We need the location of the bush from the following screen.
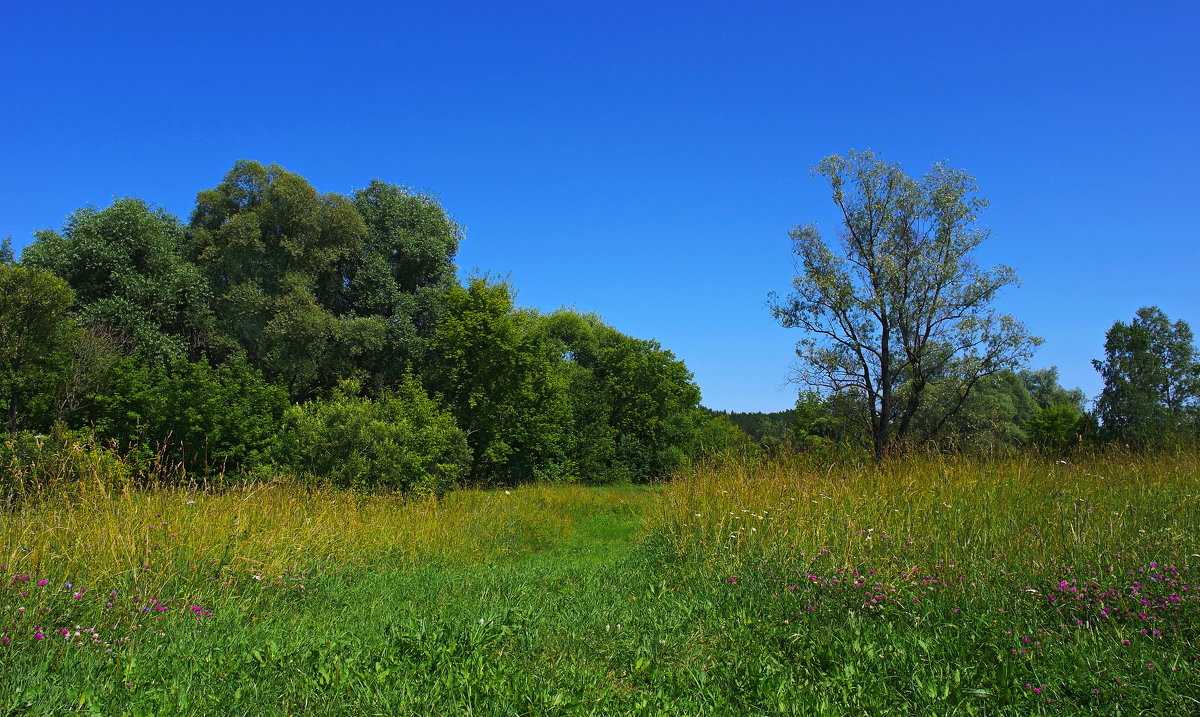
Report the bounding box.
[84,354,289,476]
[274,378,469,494]
[0,427,131,506]
[1024,403,1094,452]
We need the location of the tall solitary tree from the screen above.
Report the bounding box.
[1093,306,1199,443]
[770,150,1040,460]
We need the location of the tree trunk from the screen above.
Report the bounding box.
[7,386,19,433]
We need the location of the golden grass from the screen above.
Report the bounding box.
[6,447,1196,611]
[656,449,1200,575]
[0,477,639,608]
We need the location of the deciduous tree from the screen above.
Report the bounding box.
[537,310,702,482]
[1093,306,1199,443]
[425,279,573,484]
[187,162,463,397]
[23,198,214,362]
[770,150,1040,459]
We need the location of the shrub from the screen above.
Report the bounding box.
[1024,402,1094,452]
[0,427,131,506]
[274,377,469,494]
[84,354,289,476]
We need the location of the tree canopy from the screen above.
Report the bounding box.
[0,266,79,432]
[5,154,1194,493]
[23,198,213,362]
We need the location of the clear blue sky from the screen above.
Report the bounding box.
[2,1,1196,412]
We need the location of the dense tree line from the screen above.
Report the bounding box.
[2,156,1194,491]
[1,161,721,490]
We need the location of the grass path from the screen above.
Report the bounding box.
[6,485,712,715]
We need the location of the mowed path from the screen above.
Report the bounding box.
[190,485,686,714]
[11,486,757,715]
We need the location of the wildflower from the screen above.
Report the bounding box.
[37,580,47,586]
[34,632,44,640]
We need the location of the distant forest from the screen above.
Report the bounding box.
[702,408,796,449]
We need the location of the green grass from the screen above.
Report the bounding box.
[3,453,1200,714]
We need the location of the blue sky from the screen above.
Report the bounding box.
[2,1,1196,412]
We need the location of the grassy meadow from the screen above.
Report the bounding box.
[2,451,1199,714]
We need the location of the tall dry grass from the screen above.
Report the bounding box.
[1,467,634,614]
[656,449,1200,576]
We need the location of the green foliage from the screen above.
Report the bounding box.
[537,309,702,482]
[4,161,710,489]
[330,180,462,387]
[908,370,1036,451]
[719,370,1089,458]
[274,377,469,494]
[83,354,289,476]
[426,279,573,484]
[0,427,131,504]
[349,179,460,296]
[23,198,214,362]
[1012,366,1094,451]
[1019,366,1086,412]
[533,311,619,481]
[187,161,369,398]
[692,412,757,458]
[709,407,797,451]
[1094,306,1200,444]
[0,265,80,432]
[187,163,463,398]
[1024,403,1092,451]
[597,335,699,480]
[790,392,828,441]
[426,297,702,485]
[771,150,1040,459]
[791,391,866,456]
